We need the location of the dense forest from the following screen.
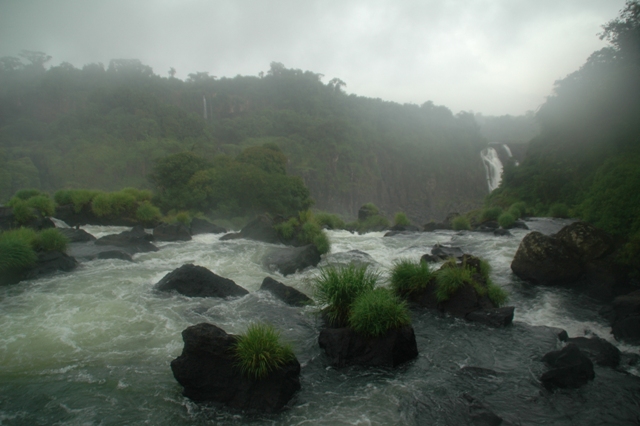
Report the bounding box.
[0,53,496,222]
[489,0,640,238]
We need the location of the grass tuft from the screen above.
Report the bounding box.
[234,323,295,380]
[434,260,474,302]
[136,201,161,223]
[498,212,515,228]
[0,233,37,273]
[452,215,471,230]
[390,258,433,297]
[348,288,411,337]
[313,265,378,327]
[394,212,411,226]
[33,229,68,252]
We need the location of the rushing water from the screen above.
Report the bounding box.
[1,219,639,425]
[480,147,504,192]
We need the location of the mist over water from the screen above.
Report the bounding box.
[1,219,639,425]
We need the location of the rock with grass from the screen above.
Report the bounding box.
[156,264,249,298]
[430,244,465,260]
[171,323,300,412]
[153,223,192,242]
[260,277,312,307]
[263,244,321,276]
[95,226,158,254]
[540,344,595,391]
[190,218,226,235]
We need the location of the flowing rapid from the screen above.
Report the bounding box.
[481,147,504,192]
[1,219,639,425]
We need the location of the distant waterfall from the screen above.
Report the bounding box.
[203,95,207,120]
[481,147,503,192]
[502,144,519,166]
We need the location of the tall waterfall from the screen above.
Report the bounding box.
[203,95,207,120]
[502,143,519,166]
[481,147,503,192]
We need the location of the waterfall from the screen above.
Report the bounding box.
[203,95,207,120]
[502,144,519,166]
[481,147,503,192]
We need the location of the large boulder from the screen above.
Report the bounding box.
[554,222,614,262]
[565,336,621,368]
[605,290,640,344]
[540,344,595,391]
[431,243,465,260]
[2,250,79,285]
[57,227,96,243]
[511,231,583,285]
[95,226,158,254]
[260,277,312,307]
[153,223,192,242]
[263,244,321,276]
[318,325,418,368]
[156,264,249,298]
[190,218,226,235]
[240,215,281,244]
[170,323,301,412]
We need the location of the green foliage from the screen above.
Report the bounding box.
[91,193,112,217]
[275,217,299,240]
[393,212,411,226]
[356,215,390,233]
[9,199,34,224]
[236,144,287,175]
[498,212,516,228]
[508,202,527,218]
[32,228,68,252]
[348,288,411,337]
[234,323,295,380]
[175,211,191,226]
[434,260,474,302]
[548,203,570,219]
[616,232,640,273]
[53,190,73,206]
[26,195,55,217]
[122,187,153,202]
[480,207,502,222]
[0,234,37,273]
[12,189,45,200]
[360,203,379,217]
[70,190,101,213]
[486,282,509,307]
[314,212,345,230]
[275,210,331,254]
[390,259,433,297]
[136,201,161,223]
[312,231,331,255]
[451,215,471,230]
[313,265,378,327]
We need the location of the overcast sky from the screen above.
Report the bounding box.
[0,0,627,115]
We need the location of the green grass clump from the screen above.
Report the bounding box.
[313,265,378,326]
[451,215,471,230]
[108,191,137,216]
[275,217,299,240]
[136,201,161,223]
[9,199,35,224]
[548,203,570,218]
[393,212,411,226]
[275,211,331,255]
[480,207,502,222]
[434,260,474,302]
[498,212,515,228]
[312,232,331,255]
[122,187,153,202]
[91,193,113,217]
[315,212,345,230]
[32,229,68,252]
[508,202,527,218]
[486,282,509,307]
[348,288,411,337]
[26,195,55,217]
[0,237,37,273]
[175,211,192,226]
[357,215,390,233]
[390,259,433,296]
[53,189,73,206]
[70,189,101,213]
[234,323,295,380]
[11,189,45,201]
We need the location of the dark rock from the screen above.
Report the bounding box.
[95,226,158,254]
[607,290,640,344]
[466,307,515,328]
[156,264,249,298]
[263,244,321,276]
[220,232,243,241]
[27,250,78,278]
[463,394,505,426]
[170,323,300,412]
[431,244,465,260]
[478,220,499,230]
[493,229,512,237]
[153,223,192,242]
[511,220,529,230]
[511,231,583,285]
[240,215,281,244]
[96,250,133,262]
[0,206,55,231]
[566,336,620,368]
[318,325,418,368]
[423,221,449,232]
[190,217,226,235]
[420,253,441,263]
[320,250,378,269]
[388,224,421,232]
[554,221,614,262]
[384,230,413,237]
[260,277,312,307]
[54,204,139,227]
[540,344,595,390]
[57,227,96,243]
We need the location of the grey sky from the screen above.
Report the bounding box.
[0,0,626,115]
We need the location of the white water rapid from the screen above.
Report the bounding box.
[481,147,504,192]
[1,221,639,424]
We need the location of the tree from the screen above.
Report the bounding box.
[19,50,51,70]
[600,0,640,63]
[168,67,176,78]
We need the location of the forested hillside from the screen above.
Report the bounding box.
[0,55,489,222]
[490,0,640,237]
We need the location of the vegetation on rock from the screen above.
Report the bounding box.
[348,288,411,337]
[234,323,295,380]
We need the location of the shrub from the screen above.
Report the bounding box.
[434,260,474,302]
[70,190,101,213]
[508,202,527,218]
[312,232,331,255]
[108,191,137,217]
[357,215,390,233]
[175,211,191,226]
[54,189,74,206]
[26,195,55,217]
[315,212,345,230]
[136,201,162,223]
[0,236,37,273]
[360,203,379,217]
[10,199,35,224]
[33,228,68,252]
[91,193,113,217]
[11,189,44,201]
[313,265,378,327]
[394,212,411,226]
[348,288,411,337]
[234,323,295,380]
[1,227,38,246]
[498,212,515,228]
[390,259,433,296]
[486,282,509,307]
[122,187,153,202]
[452,215,471,230]
[548,203,570,218]
[275,217,299,240]
[480,207,502,222]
